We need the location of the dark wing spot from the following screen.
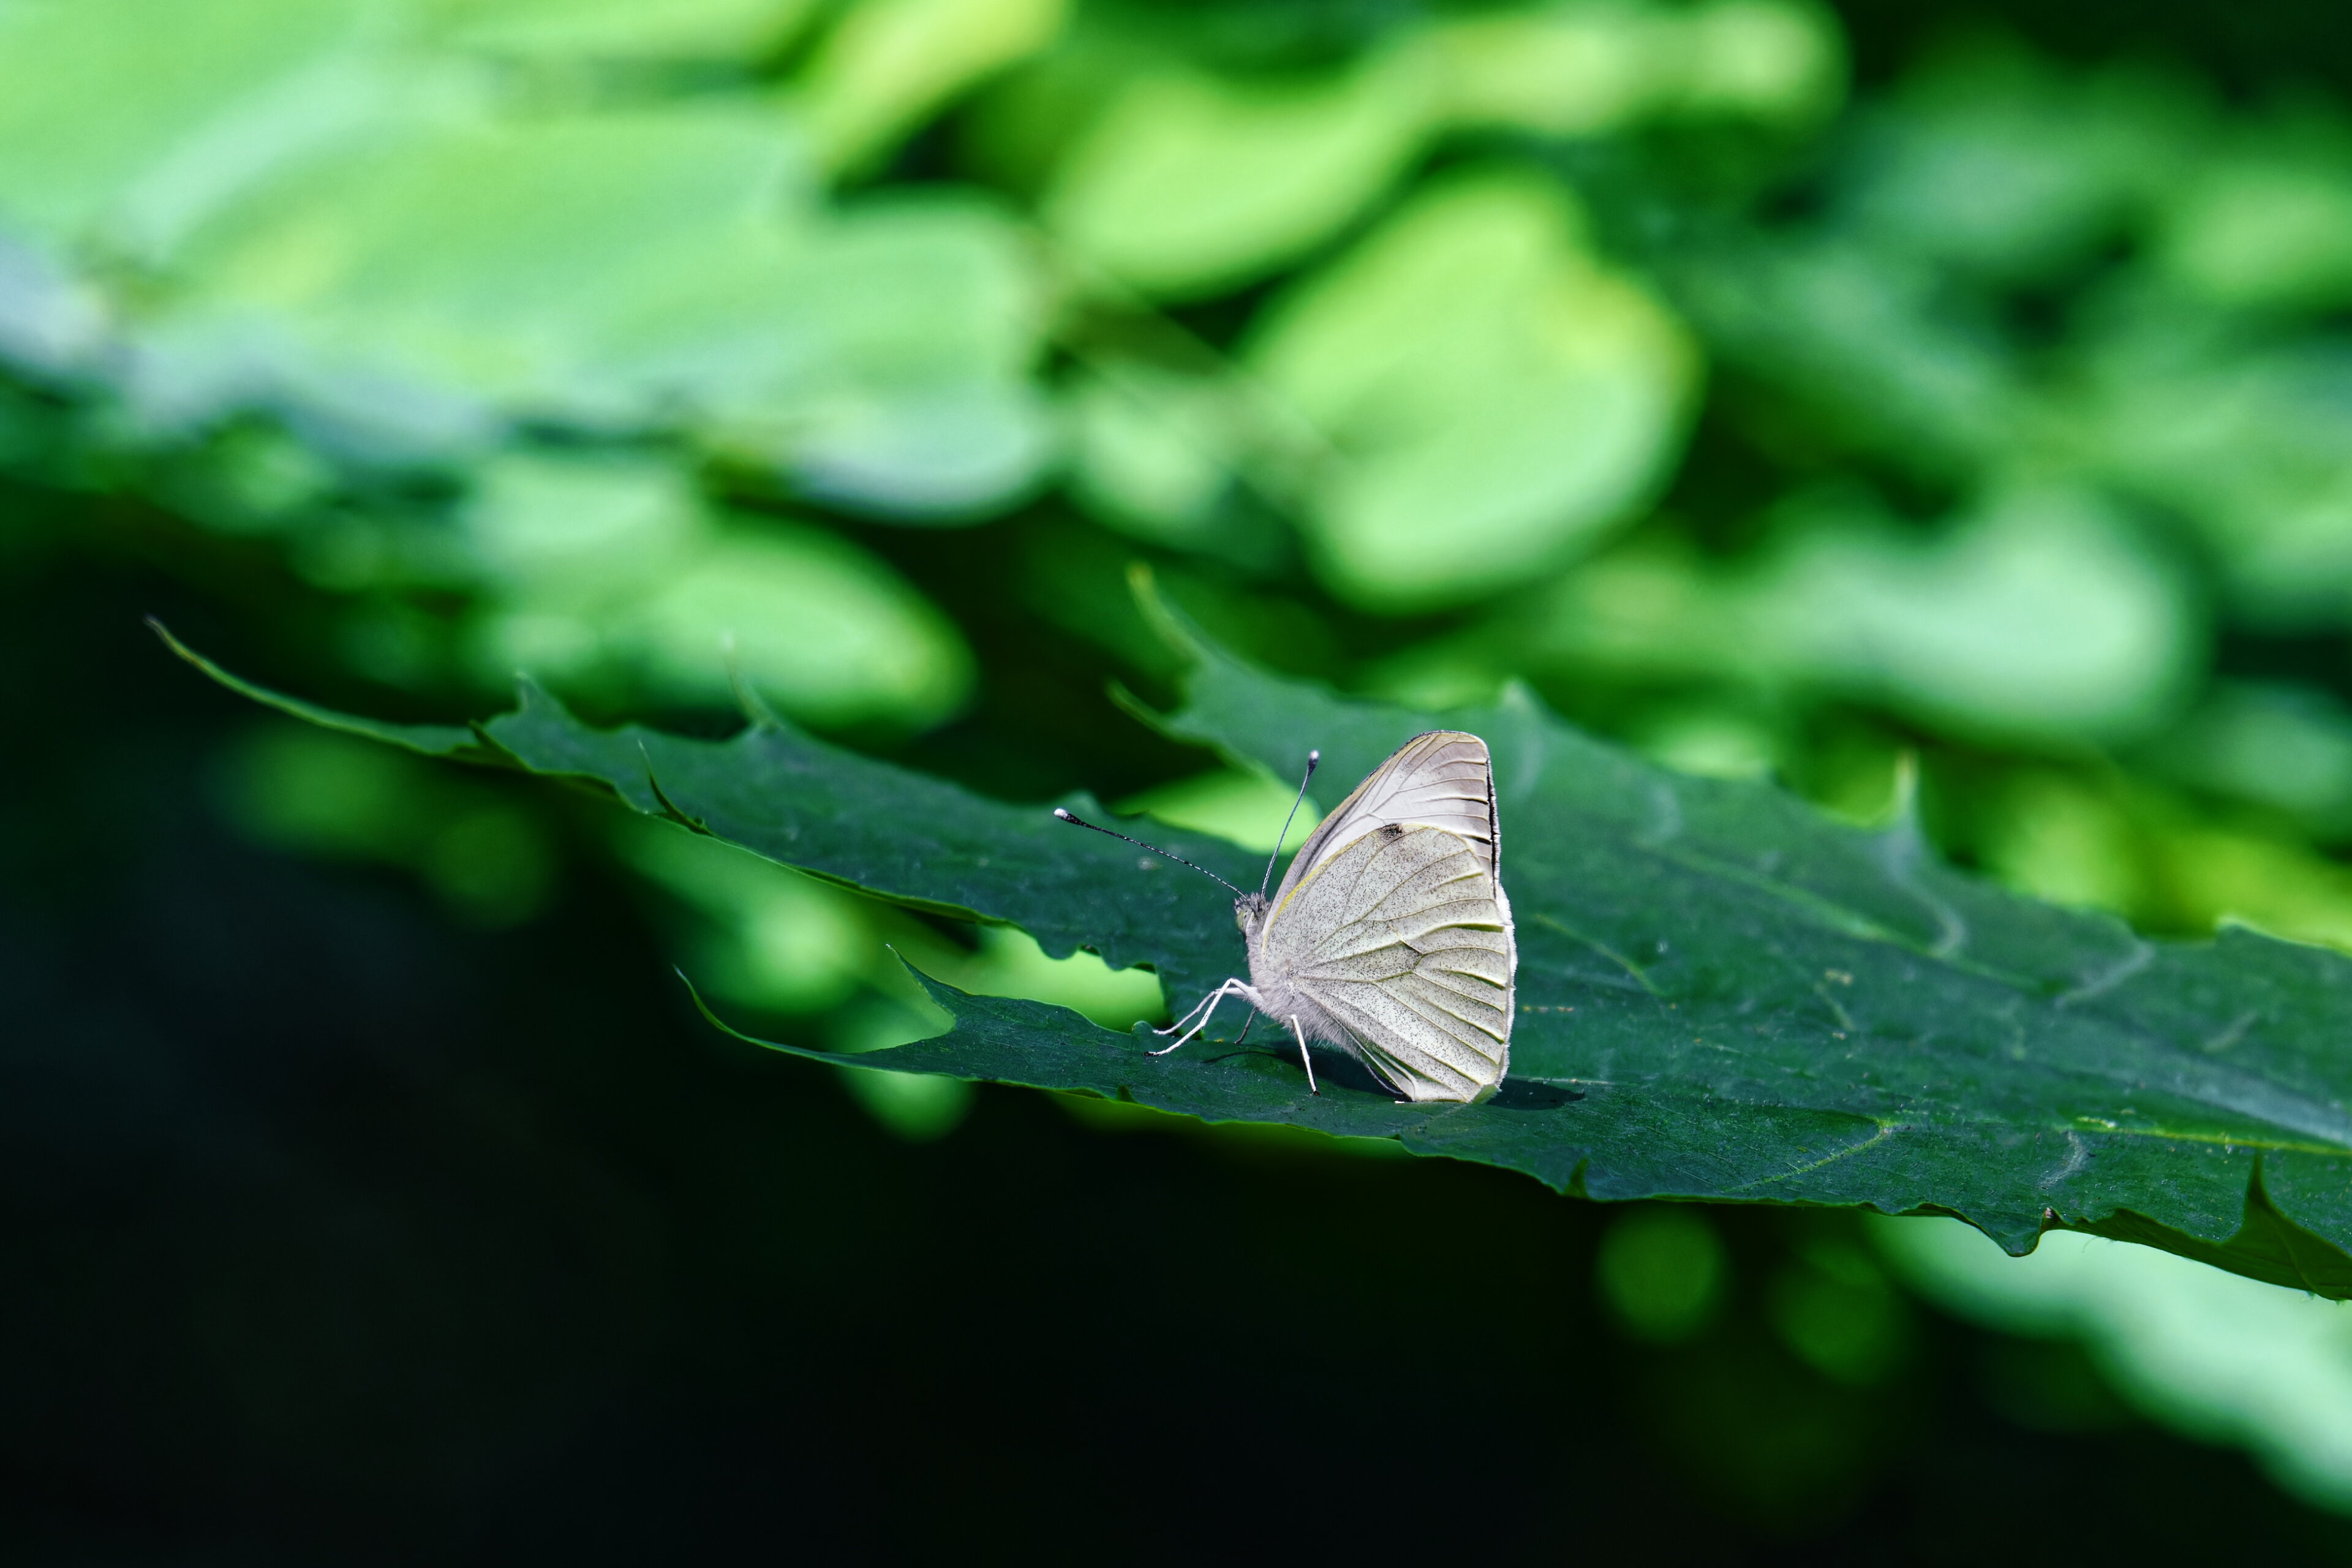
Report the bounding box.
[1378,823,1405,842]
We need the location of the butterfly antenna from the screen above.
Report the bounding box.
[1053,808,1245,897]
[1260,750,1319,899]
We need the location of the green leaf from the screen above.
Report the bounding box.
[1064,361,1243,547]
[1831,42,2187,286]
[164,601,2352,1298]
[1670,229,2022,480]
[598,525,978,728]
[424,0,820,64]
[149,618,483,758]
[1429,0,1845,139]
[475,676,1255,996]
[2155,137,2352,312]
[2085,333,2352,628]
[0,0,382,251]
[457,451,977,729]
[146,105,812,442]
[1247,167,1700,612]
[795,0,1067,175]
[1043,49,1436,300]
[139,104,1050,510]
[1524,484,2202,747]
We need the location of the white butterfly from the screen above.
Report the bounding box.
[1058,731,1515,1103]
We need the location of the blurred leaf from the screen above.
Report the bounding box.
[835,1065,976,1140]
[1972,768,2148,917]
[213,719,552,924]
[2149,828,2352,956]
[443,447,976,726]
[1666,0,1845,123]
[1947,760,2352,956]
[151,422,341,535]
[1059,352,1322,569]
[2139,683,2352,835]
[621,818,888,1014]
[1834,42,2197,284]
[1043,46,1436,299]
[0,0,399,255]
[1116,766,1321,855]
[459,449,706,598]
[1433,0,1844,138]
[1767,1239,1912,1385]
[477,518,974,729]
[1597,1207,1729,1341]
[1535,487,2200,746]
[425,0,818,62]
[1673,230,2022,477]
[1627,703,1784,782]
[214,720,445,859]
[1430,4,1668,138]
[617,524,975,726]
[1740,488,2198,744]
[0,234,108,379]
[2086,332,2352,628]
[141,105,811,444]
[654,192,1054,516]
[1250,166,1700,611]
[118,102,1050,508]
[1065,361,1243,545]
[2155,121,2352,312]
[797,0,1067,174]
[172,607,2352,1298]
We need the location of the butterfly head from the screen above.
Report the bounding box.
[1234,889,1270,939]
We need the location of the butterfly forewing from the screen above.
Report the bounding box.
[1274,731,1498,906]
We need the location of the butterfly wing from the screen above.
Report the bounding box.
[1260,731,1514,1103]
[1273,731,1499,907]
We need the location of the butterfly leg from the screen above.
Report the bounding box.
[1287,1016,1318,1095]
[1155,977,1237,1039]
[1148,978,1253,1057]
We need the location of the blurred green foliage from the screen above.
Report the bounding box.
[11,0,2352,982]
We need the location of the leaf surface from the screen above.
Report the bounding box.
[159,614,2352,1297]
